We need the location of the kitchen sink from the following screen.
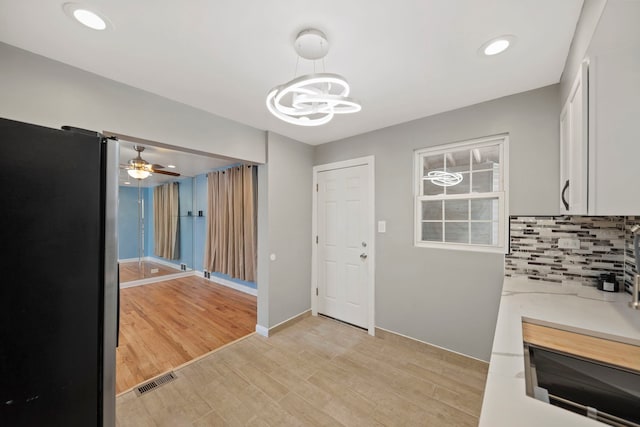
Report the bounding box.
[522,320,640,427]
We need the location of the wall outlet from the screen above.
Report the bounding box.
[203,270,211,279]
[558,238,580,249]
[180,263,186,271]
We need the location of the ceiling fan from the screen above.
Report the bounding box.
[122,145,180,180]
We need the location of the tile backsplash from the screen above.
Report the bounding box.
[505,216,632,289]
[623,216,640,293]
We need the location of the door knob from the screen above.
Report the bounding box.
[360,253,368,259]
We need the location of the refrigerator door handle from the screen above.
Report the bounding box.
[116,262,120,348]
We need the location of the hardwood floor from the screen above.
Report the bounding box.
[119,260,183,283]
[116,315,488,426]
[116,275,257,394]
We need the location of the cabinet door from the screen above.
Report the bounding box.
[589,49,640,215]
[559,61,589,215]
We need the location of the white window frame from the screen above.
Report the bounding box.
[413,134,509,254]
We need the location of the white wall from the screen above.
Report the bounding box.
[314,85,560,361]
[0,42,265,163]
[257,132,314,331]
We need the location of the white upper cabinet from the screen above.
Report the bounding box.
[588,48,640,215]
[560,47,640,215]
[560,61,588,215]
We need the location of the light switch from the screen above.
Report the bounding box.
[378,221,386,233]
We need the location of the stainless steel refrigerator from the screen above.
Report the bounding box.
[0,117,118,426]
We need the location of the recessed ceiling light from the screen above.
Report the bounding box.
[63,3,110,31]
[484,40,509,55]
[167,165,176,169]
[479,35,516,57]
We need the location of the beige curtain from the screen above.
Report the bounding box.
[153,182,180,260]
[203,165,257,281]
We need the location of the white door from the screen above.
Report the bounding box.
[317,164,370,328]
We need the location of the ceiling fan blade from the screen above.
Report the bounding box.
[150,164,165,169]
[152,169,180,177]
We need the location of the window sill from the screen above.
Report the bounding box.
[414,241,507,254]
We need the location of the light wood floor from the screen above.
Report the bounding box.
[119,260,182,283]
[116,276,257,394]
[116,315,488,426]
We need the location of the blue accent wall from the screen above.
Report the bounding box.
[177,176,194,269]
[118,186,142,260]
[118,168,256,288]
[193,173,208,272]
[211,272,257,290]
[144,186,153,257]
[178,177,193,216]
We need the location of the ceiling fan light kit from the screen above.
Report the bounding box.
[124,145,180,180]
[127,168,150,180]
[266,29,361,127]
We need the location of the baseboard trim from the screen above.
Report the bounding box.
[269,310,312,335]
[118,257,144,263]
[255,324,269,337]
[211,275,257,296]
[120,271,195,288]
[254,310,312,338]
[196,270,258,296]
[375,326,489,366]
[118,256,184,271]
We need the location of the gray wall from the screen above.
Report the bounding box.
[256,132,314,330]
[0,42,265,163]
[314,84,560,361]
[1,41,273,329]
[257,162,270,329]
[559,0,607,101]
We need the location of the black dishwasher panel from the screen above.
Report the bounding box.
[530,345,640,426]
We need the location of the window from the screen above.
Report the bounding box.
[414,135,508,253]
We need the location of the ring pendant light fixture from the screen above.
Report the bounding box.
[425,171,464,187]
[266,29,361,126]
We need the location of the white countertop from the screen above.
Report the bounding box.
[479,277,640,427]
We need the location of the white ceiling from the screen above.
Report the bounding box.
[118,139,236,188]
[0,1,584,145]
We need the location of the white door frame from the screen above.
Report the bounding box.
[312,156,375,336]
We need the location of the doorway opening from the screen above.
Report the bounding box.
[111,132,258,395]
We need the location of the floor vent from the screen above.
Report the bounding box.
[134,372,177,396]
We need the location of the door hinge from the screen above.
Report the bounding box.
[316,235,318,244]
[316,288,318,296]
[316,183,318,192]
